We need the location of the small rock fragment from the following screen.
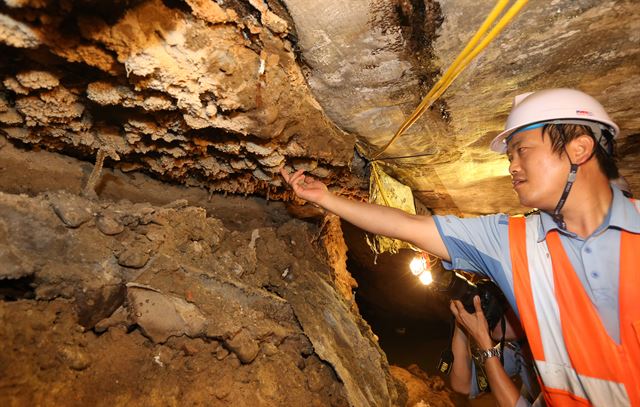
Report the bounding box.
[163,199,189,209]
[262,342,278,356]
[117,249,150,268]
[126,286,207,343]
[96,213,124,235]
[225,329,259,364]
[182,342,198,356]
[49,194,93,228]
[60,347,91,371]
[215,347,229,360]
[153,354,164,367]
[94,305,129,333]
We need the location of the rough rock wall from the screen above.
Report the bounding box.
[0,185,399,406]
[283,0,449,158]
[0,0,361,199]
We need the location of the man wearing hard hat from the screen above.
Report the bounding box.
[282,88,640,406]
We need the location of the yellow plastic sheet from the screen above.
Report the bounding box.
[366,162,417,256]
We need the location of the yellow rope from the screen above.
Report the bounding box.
[370,162,392,207]
[372,0,529,159]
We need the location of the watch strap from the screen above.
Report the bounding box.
[478,347,502,364]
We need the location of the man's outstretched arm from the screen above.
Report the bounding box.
[280,169,451,261]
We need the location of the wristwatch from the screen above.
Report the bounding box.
[474,347,502,365]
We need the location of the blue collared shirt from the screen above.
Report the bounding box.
[433,184,640,343]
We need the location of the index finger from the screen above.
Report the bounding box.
[449,300,458,315]
[451,300,468,316]
[279,168,291,183]
[473,295,483,314]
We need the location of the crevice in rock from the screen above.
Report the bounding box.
[160,0,193,14]
[0,276,36,301]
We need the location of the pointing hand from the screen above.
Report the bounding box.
[280,168,329,205]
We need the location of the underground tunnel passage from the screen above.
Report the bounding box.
[1,0,639,406]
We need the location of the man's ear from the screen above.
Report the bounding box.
[567,134,596,165]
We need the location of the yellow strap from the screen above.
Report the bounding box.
[372,0,529,159]
[370,162,392,207]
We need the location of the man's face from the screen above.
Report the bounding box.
[506,128,570,210]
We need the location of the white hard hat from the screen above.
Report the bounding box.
[490,88,619,153]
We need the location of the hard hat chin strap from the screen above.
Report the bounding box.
[551,162,579,230]
[551,124,580,230]
[555,143,603,229]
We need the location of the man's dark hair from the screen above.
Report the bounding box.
[543,123,619,180]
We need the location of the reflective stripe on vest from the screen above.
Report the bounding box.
[509,203,640,407]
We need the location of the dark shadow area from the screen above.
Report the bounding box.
[342,220,453,375]
[356,289,451,375]
[0,276,36,301]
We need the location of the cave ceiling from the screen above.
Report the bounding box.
[1,0,639,216]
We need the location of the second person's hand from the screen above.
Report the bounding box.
[450,296,493,350]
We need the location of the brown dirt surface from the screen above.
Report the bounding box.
[0,299,347,406]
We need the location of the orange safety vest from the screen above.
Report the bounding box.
[509,202,640,406]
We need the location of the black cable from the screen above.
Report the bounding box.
[370,151,437,162]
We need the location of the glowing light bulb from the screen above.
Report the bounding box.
[409,256,426,276]
[419,270,433,285]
